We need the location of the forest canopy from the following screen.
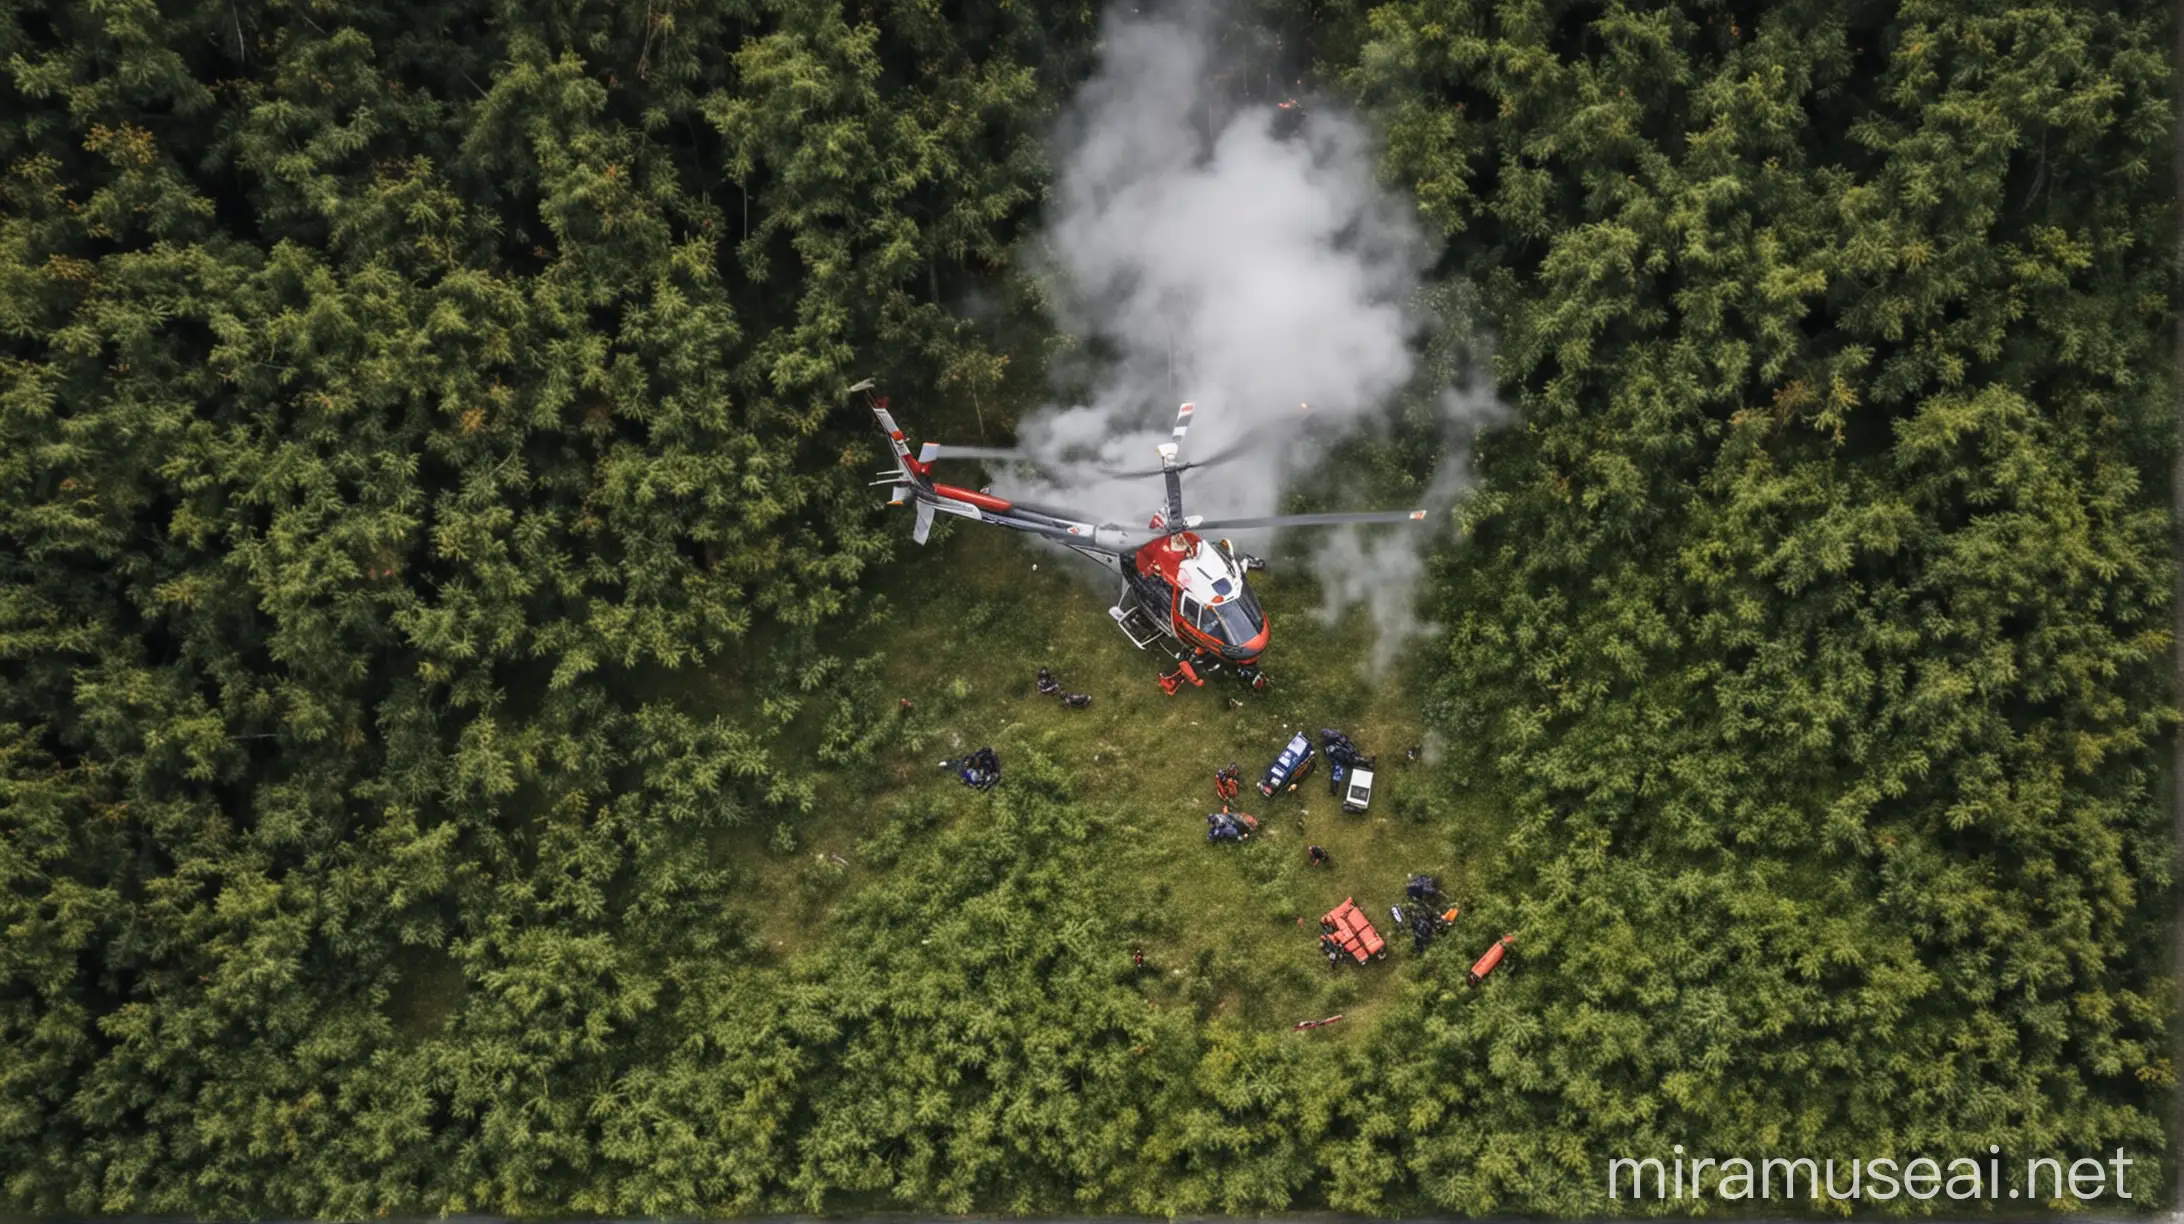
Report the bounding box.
[1,0,2176,1216]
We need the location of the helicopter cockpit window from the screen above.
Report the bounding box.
[1234,579,1262,620]
[1179,595,1204,627]
[1212,598,1260,643]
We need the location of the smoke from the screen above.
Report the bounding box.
[1307,384,1504,673]
[1005,0,1504,670]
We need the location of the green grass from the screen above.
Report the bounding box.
[720,517,1512,1032]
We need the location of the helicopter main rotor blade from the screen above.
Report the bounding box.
[1187,509,1430,532]
[1098,431,1275,478]
[922,444,1033,462]
[1155,403,1193,525]
[1180,431,1275,470]
[1098,403,1311,478]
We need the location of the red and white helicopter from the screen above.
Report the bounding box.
[857,380,1427,691]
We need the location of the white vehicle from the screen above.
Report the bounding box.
[1342,767,1374,814]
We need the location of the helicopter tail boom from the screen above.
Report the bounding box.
[862,387,1128,560]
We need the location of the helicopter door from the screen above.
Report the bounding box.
[1178,594,1207,643]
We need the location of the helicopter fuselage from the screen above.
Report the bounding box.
[1127,530,1270,664]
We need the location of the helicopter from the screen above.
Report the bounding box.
[856,380,1428,691]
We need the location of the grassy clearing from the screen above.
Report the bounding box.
[720,517,1511,1032]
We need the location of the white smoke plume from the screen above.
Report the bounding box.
[1003,0,1504,669]
[1308,384,1504,673]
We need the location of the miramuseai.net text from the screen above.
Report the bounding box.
[1606,1148,2138,1203]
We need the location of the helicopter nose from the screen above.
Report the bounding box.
[1230,615,1271,660]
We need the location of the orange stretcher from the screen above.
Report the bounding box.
[1319,897,1387,964]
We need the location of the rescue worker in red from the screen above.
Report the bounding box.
[1213,762,1242,804]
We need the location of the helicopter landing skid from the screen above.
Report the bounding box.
[1179,641,1269,692]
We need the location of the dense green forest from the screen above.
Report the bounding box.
[1,0,2176,1215]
